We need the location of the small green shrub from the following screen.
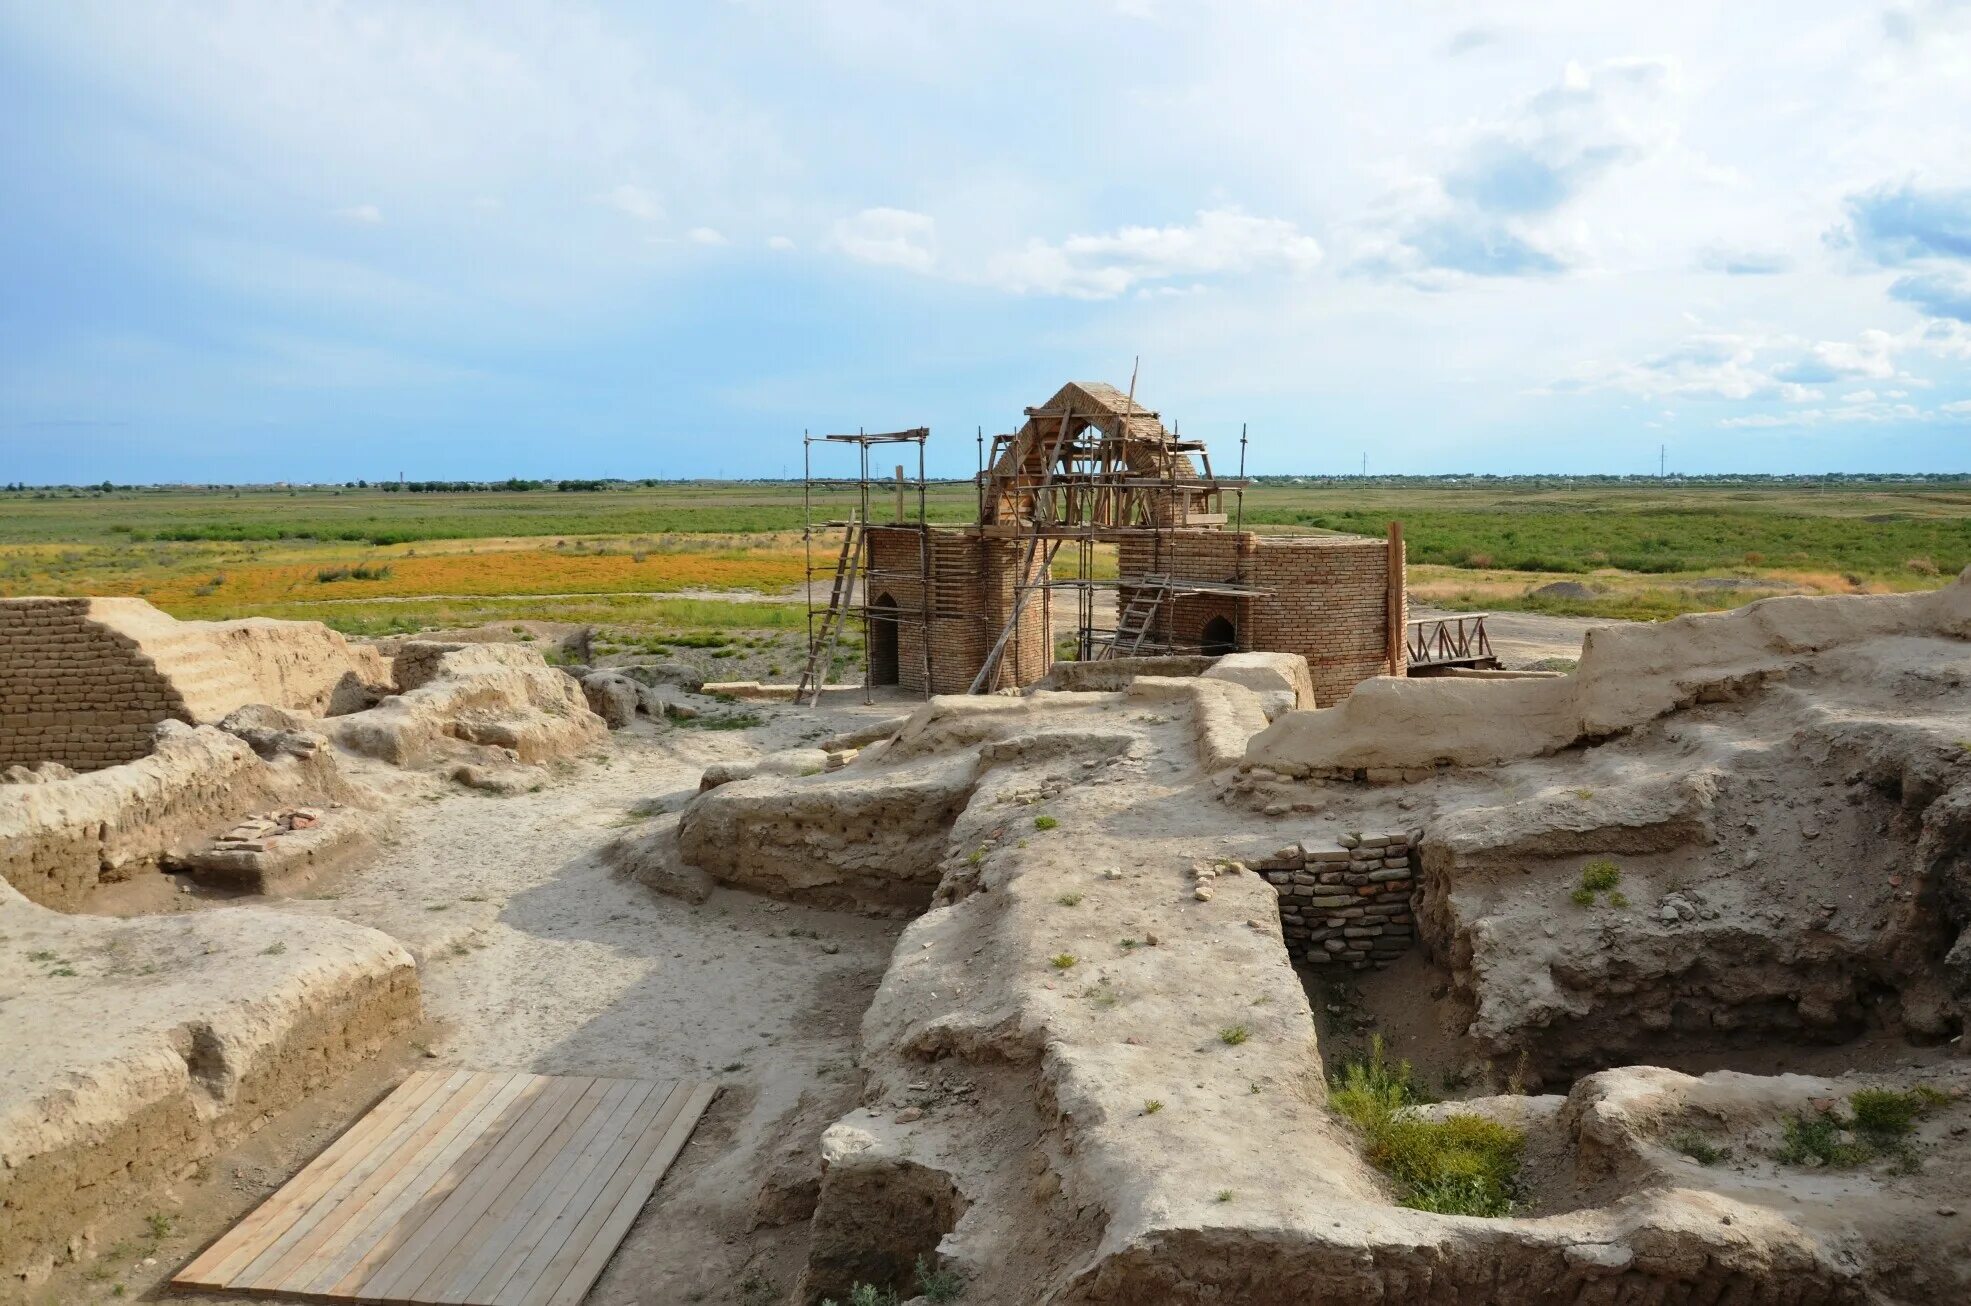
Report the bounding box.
[1033,814,1058,831]
[1569,886,1596,907]
[1144,1099,1164,1115]
[1049,953,1077,970]
[1670,1130,1726,1165]
[1778,1111,1871,1168]
[1850,1088,1925,1139]
[1218,1025,1250,1046]
[1215,1189,1235,1203]
[1057,891,1083,907]
[1580,860,1622,892]
[1607,890,1630,909]
[1328,1037,1522,1218]
[916,1254,965,1302]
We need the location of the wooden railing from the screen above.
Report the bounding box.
[1407,613,1497,670]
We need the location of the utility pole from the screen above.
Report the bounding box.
[1659,444,1666,478]
[1361,452,1368,477]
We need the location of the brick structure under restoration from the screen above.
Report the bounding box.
[863,526,1052,696]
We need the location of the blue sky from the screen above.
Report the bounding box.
[3,1,1970,483]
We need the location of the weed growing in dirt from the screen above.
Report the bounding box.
[260,942,286,956]
[27,949,57,962]
[1607,890,1630,909]
[1850,1087,1927,1138]
[48,965,77,977]
[1057,892,1083,907]
[821,1285,898,1306]
[965,848,986,867]
[667,706,763,730]
[916,1254,966,1302]
[1778,1112,1872,1168]
[1144,1099,1164,1115]
[1033,814,1059,831]
[1215,1189,1235,1203]
[1328,1036,1524,1218]
[1050,953,1077,969]
[1218,1025,1250,1046]
[1670,1131,1728,1165]
[1569,887,1596,907]
[1580,860,1622,892]
[144,1213,174,1240]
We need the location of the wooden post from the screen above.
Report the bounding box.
[894,465,905,523]
[1385,520,1405,676]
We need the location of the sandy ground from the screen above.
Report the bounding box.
[37,694,908,1306]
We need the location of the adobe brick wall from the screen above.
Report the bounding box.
[0,598,188,772]
[1117,531,1402,705]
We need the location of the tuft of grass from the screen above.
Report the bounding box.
[1569,886,1596,907]
[1607,890,1630,909]
[145,1212,175,1240]
[1328,1036,1523,1217]
[260,941,287,956]
[1580,859,1622,892]
[1849,1087,1925,1139]
[1218,1025,1250,1046]
[1049,953,1077,970]
[1033,814,1058,831]
[965,847,986,866]
[821,1286,900,1306]
[1057,891,1083,907]
[1215,1189,1235,1203]
[1143,1099,1164,1115]
[1778,1111,1871,1168]
[1670,1130,1727,1165]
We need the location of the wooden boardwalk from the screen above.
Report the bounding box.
[174,1071,716,1306]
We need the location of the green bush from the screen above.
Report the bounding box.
[1849,1088,1926,1139]
[1580,860,1621,892]
[1327,1037,1523,1217]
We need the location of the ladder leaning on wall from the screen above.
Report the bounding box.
[796,512,864,705]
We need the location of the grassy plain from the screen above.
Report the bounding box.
[3,480,1967,639]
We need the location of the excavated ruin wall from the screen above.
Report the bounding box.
[0,598,189,771]
[0,722,352,910]
[0,889,420,1287]
[1245,569,1971,775]
[0,597,391,772]
[327,643,606,766]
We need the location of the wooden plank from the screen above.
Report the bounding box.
[203,1069,486,1290]
[176,1072,713,1306]
[521,1083,706,1306]
[484,1082,691,1306]
[175,1069,457,1287]
[442,1079,647,1305]
[233,1072,516,1293]
[305,1073,538,1297]
[358,1076,594,1302]
[542,1081,717,1306]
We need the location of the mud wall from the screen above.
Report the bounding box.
[0,598,188,771]
[0,723,349,910]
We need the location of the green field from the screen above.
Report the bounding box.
[3,478,1967,633]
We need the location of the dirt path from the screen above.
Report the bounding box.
[47,702,906,1306]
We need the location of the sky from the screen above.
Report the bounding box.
[3,1,1971,483]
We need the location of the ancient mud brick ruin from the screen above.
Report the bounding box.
[1258,828,1420,969]
[0,598,189,771]
[802,381,1404,702]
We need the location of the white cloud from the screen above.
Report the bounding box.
[831,207,938,272]
[980,209,1321,299]
[686,226,728,246]
[1942,398,1971,414]
[598,184,664,223]
[765,234,795,251]
[332,203,383,225]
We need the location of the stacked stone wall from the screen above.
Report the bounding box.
[0,598,187,772]
[1256,828,1420,970]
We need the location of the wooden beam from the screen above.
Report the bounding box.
[1386,520,1405,676]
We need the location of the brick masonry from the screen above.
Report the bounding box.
[0,598,189,772]
[865,526,1052,695]
[1254,828,1422,970]
[1119,530,1404,705]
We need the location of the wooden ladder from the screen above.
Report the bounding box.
[1104,576,1170,658]
[797,513,863,705]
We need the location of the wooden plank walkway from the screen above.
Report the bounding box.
[174,1071,716,1306]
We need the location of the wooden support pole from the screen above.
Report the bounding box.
[1386,520,1405,676]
